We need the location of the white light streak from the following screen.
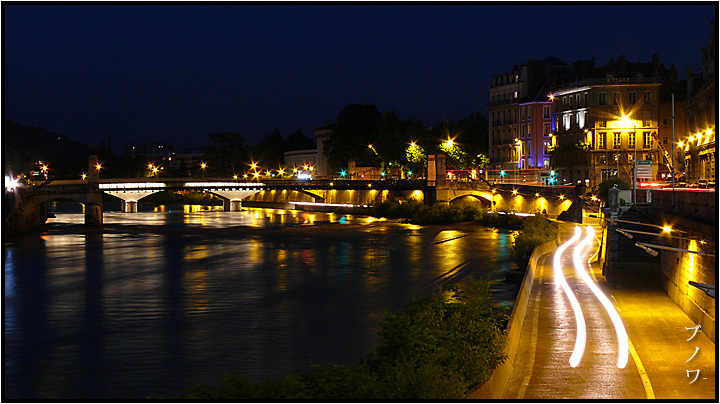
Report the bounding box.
[575,226,629,368]
[184,182,261,187]
[290,201,369,208]
[554,226,585,368]
[99,182,166,189]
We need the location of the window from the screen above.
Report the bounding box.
[527,124,531,136]
[662,118,668,126]
[613,132,621,149]
[599,132,606,149]
[521,107,525,120]
[643,132,652,148]
[598,120,607,128]
[527,107,531,120]
[544,141,550,154]
[629,132,635,148]
[613,93,620,105]
[663,137,668,145]
[644,91,651,103]
[543,106,550,118]
[528,140,531,156]
[599,92,607,106]
[544,123,551,135]
[643,111,652,128]
[576,94,581,105]
[628,91,637,105]
[521,124,525,137]
[584,92,588,106]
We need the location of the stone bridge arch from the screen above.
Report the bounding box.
[449,193,492,207]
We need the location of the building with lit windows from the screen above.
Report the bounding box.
[487,57,568,181]
[680,23,716,185]
[548,55,680,189]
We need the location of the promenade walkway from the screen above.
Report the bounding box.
[501,220,716,399]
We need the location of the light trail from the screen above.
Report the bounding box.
[553,226,585,368]
[574,226,629,368]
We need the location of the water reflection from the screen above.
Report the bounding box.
[5,207,517,400]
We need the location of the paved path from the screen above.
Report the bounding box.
[502,221,716,400]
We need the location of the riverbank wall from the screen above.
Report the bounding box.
[466,237,559,399]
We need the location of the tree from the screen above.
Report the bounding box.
[323,104,382,170]
[285,128,316,151]
[203,132,248,176]
[255,130,286,169]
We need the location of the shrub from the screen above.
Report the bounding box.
[172,281,508,400]
[512,215,558,267]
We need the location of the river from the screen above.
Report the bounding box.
[4,204,519,399]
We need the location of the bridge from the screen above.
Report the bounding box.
[14,156,581,227]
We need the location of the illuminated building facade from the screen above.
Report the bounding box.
[680,23,716,184]
[549,55,679,189]
[487,57,568,173]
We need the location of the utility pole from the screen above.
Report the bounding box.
[671,93,676,210]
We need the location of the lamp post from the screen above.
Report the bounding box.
[633,124,638,205]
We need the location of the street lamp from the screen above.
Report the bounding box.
[619,114,638,205]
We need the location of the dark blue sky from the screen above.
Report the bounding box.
[4,3,716,151]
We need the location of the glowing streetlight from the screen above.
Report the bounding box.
[95,163,102,171]
[243,173,248,179]
[339,169,347,178]
[662,226,673,233]
[233,174,238,180]
[81,173,87,180]
[250,162,258,170]
[512,189,518,195]
[444,138,454,148]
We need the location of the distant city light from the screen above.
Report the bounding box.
[500,170,505,176]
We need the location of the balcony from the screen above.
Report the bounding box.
[486,97,519,108]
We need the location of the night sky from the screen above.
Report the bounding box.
[4,3,716,151]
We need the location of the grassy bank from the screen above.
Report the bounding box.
[170,280,508,400]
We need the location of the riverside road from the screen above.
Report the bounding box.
[502,220,716,399]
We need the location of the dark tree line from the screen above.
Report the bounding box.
[323,104,489,175]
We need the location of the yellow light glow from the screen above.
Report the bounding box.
[152,167,158,174]
[559,195,565,200]
[410,142,416,147]
[575,226,629,368]
[368,144,373,148]
[677,141,684,148]
[303,165,308,170]
[329,182,334,186]
[512,189,518,195]
[445,138,454,148]
[535,193,540,198]
[591,195,598,201]
[233,175,238,180]
[706,129,712,136]
[200,163,207,169]
[250,163,257,170]
[662,226,672,233]
[293,167,298,173]
[278,168,285,175]
[253,172,260,179]
[95,163,102,170]
[148,163,154,169]
[554,226,585,368]
[549,94,555,101]
[81,173,87,180]
[688,135,695,142]
[243,174,248,179]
